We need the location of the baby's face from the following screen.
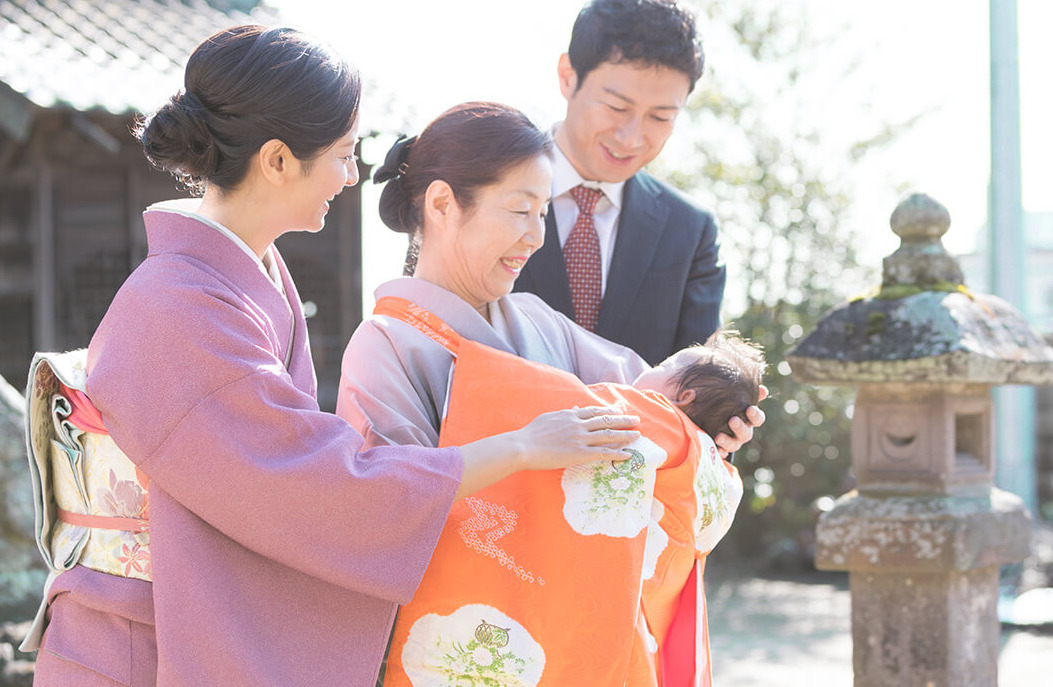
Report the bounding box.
[632,346,710,400]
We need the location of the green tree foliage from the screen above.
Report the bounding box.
[658,0,919,565]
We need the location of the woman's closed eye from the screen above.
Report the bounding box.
[510,207,545,218]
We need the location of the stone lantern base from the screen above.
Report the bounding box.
[816,488,1031,686]
[850,567,998,686]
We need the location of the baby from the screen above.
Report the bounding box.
[632,330,767,441]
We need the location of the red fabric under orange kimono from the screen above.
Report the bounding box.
[374,298,742,687]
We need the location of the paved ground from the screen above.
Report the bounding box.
[4,565,1051,686]
[705,566,1053,686]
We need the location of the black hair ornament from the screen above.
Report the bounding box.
[373,134,417,184]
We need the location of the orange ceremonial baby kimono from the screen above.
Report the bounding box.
[374,297,742,687]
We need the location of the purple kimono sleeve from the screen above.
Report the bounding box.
[88,275,462,603]
[146,370,462,601]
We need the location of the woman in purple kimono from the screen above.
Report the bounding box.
[29,26,640,687]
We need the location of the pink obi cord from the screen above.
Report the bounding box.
[56,508,149,534]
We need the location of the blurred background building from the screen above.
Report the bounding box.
[0,0,366,410]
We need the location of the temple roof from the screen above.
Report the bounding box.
[0,0,415,141]
[0,1,276,116]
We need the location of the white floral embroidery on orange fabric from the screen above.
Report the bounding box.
[560,436,665,538]
[403,604,545,686]
[458,497,544,585]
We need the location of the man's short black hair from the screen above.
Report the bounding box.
[567,0,705,92]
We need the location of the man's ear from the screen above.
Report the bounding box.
[257,139,291,185]
[423,179,457,226]
[672,388,696,407]
[557,53,578,100]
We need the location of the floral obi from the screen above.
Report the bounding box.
[25,350,151,582]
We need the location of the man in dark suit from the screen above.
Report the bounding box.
[515,0,722,366]
[515,0,762,451]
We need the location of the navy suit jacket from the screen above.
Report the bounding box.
[514,170,726,366]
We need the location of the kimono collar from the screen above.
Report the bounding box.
[147,199,283,289]
[373,279,516,355]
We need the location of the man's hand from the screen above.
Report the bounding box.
[713,386,768,459]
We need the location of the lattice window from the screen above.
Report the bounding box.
[59,249,132,350]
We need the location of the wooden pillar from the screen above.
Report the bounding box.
[33,164,54,351]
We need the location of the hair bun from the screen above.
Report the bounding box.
[375,102,551,237]
[373,134,416,184]
[375,134,418,234]
[137,89,219,193]
[136,24,361,194]
[376,174,415,235]
[173,90,207,117]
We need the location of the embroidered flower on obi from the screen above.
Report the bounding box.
[99,469,148,521]
[402,604,545,686]
[119,542,149,576]
[34,365,58,401]
[67,433,152,581]
[693,431,744,555]
[560,436,665,538]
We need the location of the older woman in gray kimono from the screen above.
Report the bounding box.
[337,101,765,685]
[338,101,759,451]
[337,103,645,448]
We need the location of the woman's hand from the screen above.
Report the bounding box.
[455,406,640,499]
[713,385,769,460]
[514,406,641,471]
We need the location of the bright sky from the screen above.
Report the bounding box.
[270,0,1052,309]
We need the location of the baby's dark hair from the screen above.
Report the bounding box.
[674,330,765,438]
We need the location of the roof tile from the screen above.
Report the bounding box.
[0,0,414,136]
[0,0,278,114]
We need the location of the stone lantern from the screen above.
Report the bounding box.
[787,193,1053,686]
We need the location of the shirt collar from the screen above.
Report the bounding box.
[550,127,625,209]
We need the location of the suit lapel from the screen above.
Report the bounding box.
[519,210,575,319]
[598,175,670,337]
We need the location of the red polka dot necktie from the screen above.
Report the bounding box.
[564,185,604,332]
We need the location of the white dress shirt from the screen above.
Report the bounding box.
[550,142,627,296]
